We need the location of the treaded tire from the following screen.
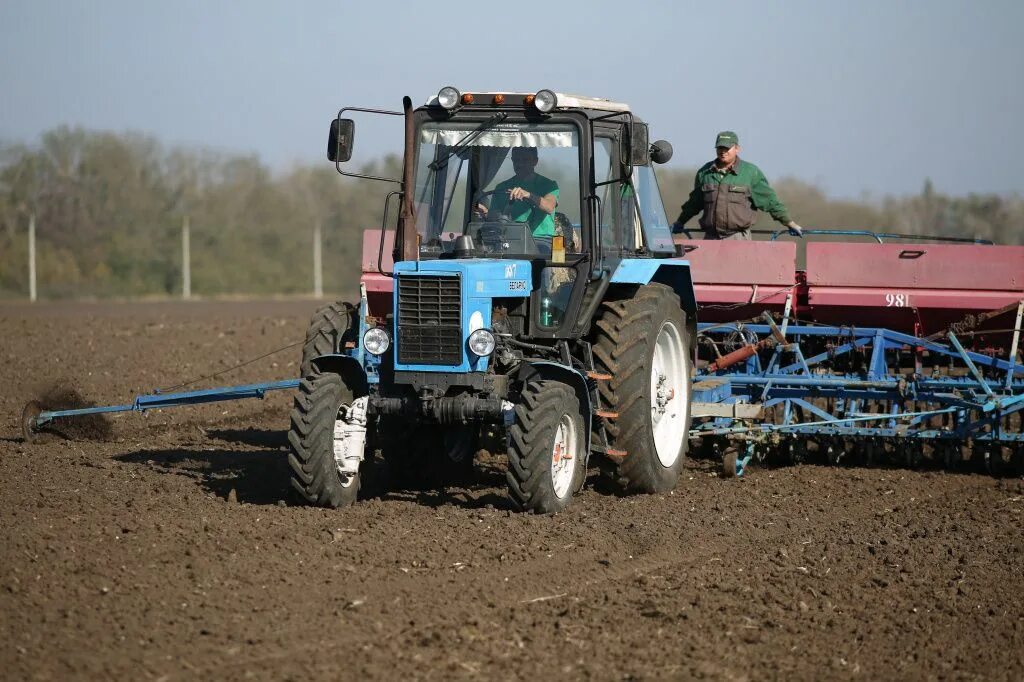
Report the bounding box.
[299,302,355,377]
[506,380,585,514]
[287,369,360,508]
[591,283,693,493]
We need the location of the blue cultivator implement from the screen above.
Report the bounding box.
[684,233,1024,477]
[691,316,1024,477]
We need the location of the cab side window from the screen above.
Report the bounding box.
[593,135,624,256]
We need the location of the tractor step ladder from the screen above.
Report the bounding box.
[580,341,620,459]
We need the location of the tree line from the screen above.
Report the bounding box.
[1,127,1020,299]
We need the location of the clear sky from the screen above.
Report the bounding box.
[1,0,1022,198]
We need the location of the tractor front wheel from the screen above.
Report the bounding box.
[506,380,585,514]
[299,302,355,377]
[287,369,361,507]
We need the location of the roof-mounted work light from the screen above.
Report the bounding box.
[437,86,461,110]
[533,89,557,113]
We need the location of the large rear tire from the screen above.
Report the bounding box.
[299,302,355,378]
[506,380,585,514]
[287,369,361,508]
[592,283,693,493]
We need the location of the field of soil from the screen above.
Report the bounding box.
[2,300,1022,680]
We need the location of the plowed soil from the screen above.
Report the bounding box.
[1,300,1022,681]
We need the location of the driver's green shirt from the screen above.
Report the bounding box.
[489,173,559,237]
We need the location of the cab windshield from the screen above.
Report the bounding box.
[412,120,582,259]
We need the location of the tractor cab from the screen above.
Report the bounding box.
[330,87,678,339]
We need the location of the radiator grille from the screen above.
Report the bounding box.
[397,275,462,365]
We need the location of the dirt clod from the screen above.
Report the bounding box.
[31,386,114,441]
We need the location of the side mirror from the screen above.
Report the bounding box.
[327,118,355,162]
[623,122,650,166]
[650,139,673,164]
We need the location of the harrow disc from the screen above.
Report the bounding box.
[940,443,962,470]
[862,442,878,467]
[983,445,1006,476]
[722,447,738,478]
[787,441,806,465]
[904,443,923,469]
[21,401,43,443]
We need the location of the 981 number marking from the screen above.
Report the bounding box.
[885,293,910,307]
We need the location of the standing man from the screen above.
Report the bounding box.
[671,131,803,240]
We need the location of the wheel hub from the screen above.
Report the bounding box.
[653,373,675,418]
[550,415,577,499]
[649,321,690,467]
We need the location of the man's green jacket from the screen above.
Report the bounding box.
[675,159,791,235]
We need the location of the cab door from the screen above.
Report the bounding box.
[591,123,632,274]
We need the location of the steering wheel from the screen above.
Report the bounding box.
[472,190,522,251]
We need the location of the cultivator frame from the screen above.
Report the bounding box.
[691,299,1024,476]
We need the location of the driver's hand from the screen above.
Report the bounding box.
[507,186,531,202]
[474,202,489,217]
[786,221,803,237]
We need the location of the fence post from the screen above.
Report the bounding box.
[28,213,37,302]
[313,221,323,298]
[182,215,191,299]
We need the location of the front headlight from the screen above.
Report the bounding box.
[467,329,496,357]
[363,327,391,355]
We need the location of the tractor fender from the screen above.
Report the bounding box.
[609,259,698,355]
[516,360,593,462]
[610,258,697,317]
[310,354,370,400]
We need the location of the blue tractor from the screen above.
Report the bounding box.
[290,88,698,513]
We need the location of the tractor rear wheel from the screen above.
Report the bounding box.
[506,380,585,514]
[299,302,355,377]
[287,369,361,507]
[592,283,693,493]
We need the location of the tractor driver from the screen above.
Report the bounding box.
[474,147,559,246]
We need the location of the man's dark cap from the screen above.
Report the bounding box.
[715,131,739,149]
